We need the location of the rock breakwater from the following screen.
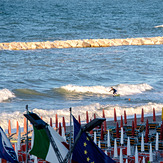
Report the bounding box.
[0,36,163,50]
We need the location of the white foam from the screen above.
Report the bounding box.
[0,89,15,102]
[61,83,153,96]
[154,25,163,28]
[0,102,162,130]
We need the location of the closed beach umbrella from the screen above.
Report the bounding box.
[120,127,124,145]
[116,122,119,138]
[114,138,118,158]
[107,130,111,148]
[149,143,153,162]
[141,133,144,152]
[127,137,131,156]
[94,131,97,144]
[155,132,159,151]
[135,146,138,163]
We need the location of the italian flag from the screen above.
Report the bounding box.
[30,125,68,163]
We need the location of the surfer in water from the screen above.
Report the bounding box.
[109,87,117,96]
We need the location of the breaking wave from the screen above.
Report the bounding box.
[0,89,15,102]
[61,83,153,96]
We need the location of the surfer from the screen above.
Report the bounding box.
[109,87,117,96]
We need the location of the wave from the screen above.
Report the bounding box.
[61,83,153,96]
[0,102,162,130]
[0,89,15,102]
[14,89,45,96]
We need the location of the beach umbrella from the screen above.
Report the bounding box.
[113,138,118,158]
[114,108,117,122]
[78,115,81,124]
[127,137,131,156]
[102,109,105,118]
[120,115,123,128]
[62,127,66,141]
[125,159,128,163]
[153,108,156,122]
[146,119,149,134]
[58,122,62,136]
[24,117,27,133]
[134,113,137,129]
[62,116,66,133]
[155,132,159,151]
[141,108,144,123]
[94,113,96,119]
[14,143,18,160]
[141,133,144,152]
[135,146,138,163]
[50,117,53,127]
[17,126,21,150]
[131,121,135,136]
[101,124,104,140]
[124,110,127,125]
[116,122,120,138]
[86,111,89,123]
[145,129,149,143]
[16,121,19,136]
[107,130,111,148]
[94,131,97,144]
[104,120,107,132]
[142,157,145,163]
[120,127,124,145]
[89,119,93,134]
[98,140,101,148]
[55,114,58,129]
[149,143,153,162]
[120,148,123,163]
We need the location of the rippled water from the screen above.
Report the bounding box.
[0,0,163,129]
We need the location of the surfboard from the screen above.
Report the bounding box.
[113,94,120,97]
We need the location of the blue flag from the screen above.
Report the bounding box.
[72,116,115,163]
[0,127,18,163]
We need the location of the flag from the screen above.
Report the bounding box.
[0,127,18,163]
[72,116,115,163]
[29,125,68,163]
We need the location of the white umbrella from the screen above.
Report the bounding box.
[120,148,123,163]
[120,127,124,145]
[127,137,131,156]
[142,157,145,163]
[62,127,66,141]
[155,132,159,151]
[107,130,111,148]
[14,143,18,160]
[141,133,144,152]
[135,145,138,163]
[114,138,118,158]
[94,131,97,144]
[17,126,21,150]
[98,140,101,148]
[149,143,153,162]
[125,159,128,163]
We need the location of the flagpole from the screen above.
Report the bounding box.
[25,105,29,163]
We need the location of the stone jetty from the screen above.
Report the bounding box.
[0,36,163,50]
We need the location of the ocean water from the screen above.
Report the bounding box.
[0,0,163,130]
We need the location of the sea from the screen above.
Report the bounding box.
[0,0,163,130]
